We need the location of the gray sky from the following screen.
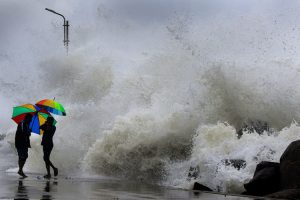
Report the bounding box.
[2,0,300,130]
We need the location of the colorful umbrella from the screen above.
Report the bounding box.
[12,104,56,135]
[36,99,66,116]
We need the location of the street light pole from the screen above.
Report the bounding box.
[45,8,69,52]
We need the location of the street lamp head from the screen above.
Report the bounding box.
[45,8,55,13]
[45,8,66,21]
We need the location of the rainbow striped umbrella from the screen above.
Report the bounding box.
[12,104,56,135]
[36,99,66,116]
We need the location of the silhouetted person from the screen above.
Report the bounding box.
[40,117,58,179]
[15,114,32,178]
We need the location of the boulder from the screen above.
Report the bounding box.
[243,140,300,197]
[188,166,200,180]
[237,120,269,138]
[243,161,280,196]
[193,182,212,191]
[267,189,300,200]
[280,140,300,189]
[221,159,246,170]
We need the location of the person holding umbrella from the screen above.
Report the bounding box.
[40,116,58,178]
[12,100,65,178]
[36,98,65,178]
[15,114,32,178]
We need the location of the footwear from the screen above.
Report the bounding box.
[44,174,51,179]
[53,168,58,177]
[18,170,27,178]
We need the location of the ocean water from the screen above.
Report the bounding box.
[1,0,300,196]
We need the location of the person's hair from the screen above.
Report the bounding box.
[47,116,54,124]
[25,114,32,121]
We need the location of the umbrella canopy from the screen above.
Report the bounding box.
[36,99,66,116]
[12,104,56,135]
[30,112,57,135]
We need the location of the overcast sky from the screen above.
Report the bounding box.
[2,0,300,130]
[1,0,300,87]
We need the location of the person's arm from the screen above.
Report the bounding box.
[16,123,21,133]
[26,123,31,136]
[16,123,23,136]
[40,124,46,131]
[15,124,21,142]
[15,123,23,148]
[51,126,56,137]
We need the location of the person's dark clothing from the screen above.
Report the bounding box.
[40,124,56,162]
[15,121,31,162]
[15,121,31,149]
[40,124,56,148]
[17,147,28,160]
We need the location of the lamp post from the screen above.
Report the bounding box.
[45,8,69,52]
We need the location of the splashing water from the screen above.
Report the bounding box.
[1,0,300,193]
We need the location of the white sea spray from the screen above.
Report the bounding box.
[0,0,300,193]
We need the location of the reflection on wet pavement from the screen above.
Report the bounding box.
[0,173,258,200]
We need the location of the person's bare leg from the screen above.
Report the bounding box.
[18,159,27,178]
[44,161,51,179]
[49,160,58,176]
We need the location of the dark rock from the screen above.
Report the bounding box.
[244,161,280,196]
[267,189,300,200]
[188,166,200,180]
[243,140,300,197]
[193,182,212,191]
[280,140,300,189]
[221,159,246,170]
[237,120,269,138]
[253,146,275,161]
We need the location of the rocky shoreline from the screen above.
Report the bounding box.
[245,140,300,199]
[191,120,300,199]
[193,139,300,200]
